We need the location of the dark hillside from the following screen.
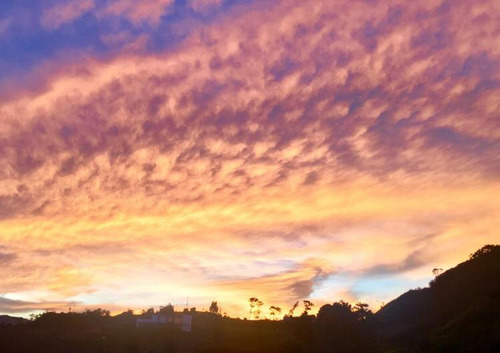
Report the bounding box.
[0,315,27,325]
[375,245,500,352]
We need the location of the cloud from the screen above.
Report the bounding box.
[209,258,336,307]
[0,251,17,264]
[41,0,95,30]
[0,0,499,316]
[98,0,175,26]
[39,0,175,30]
[363,248,430,276]
[188,0,225,14]
[0,297,74,313]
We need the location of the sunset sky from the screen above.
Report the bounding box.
[0,0,499,318]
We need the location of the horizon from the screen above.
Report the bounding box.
[5,244,498,320]
[1,0,499,321]
[3,246,481,320]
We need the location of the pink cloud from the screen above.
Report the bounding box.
[39,0,176,30]
[188,0,225,14]
[40,0,95,30]
[98,0,175,26]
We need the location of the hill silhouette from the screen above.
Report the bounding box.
[0,245,498,352]
[375,244,500,352]
[0,315,27,325]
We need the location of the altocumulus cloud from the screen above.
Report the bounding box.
[0,0,499,316]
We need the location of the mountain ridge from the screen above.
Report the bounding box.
[374,244,500,352]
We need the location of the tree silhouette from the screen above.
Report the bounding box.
[432,268,443,276]
[255,300,264,319]
[316,300,371,353]
[287,301,299,317]
[353,302,372,321]
[248,297,264,319]
[249,297,258,318]
[209,301,219,315]
[469,244,498,259]
[142,307,155,317]
[302,300,314,316]
[84,308,110,317]
[159,304,174,315]
[269,306,282,320]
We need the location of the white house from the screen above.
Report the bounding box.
[136,313,192,332]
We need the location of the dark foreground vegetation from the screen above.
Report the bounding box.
[1,245,499,353]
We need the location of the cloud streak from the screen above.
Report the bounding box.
[0,297,74,314]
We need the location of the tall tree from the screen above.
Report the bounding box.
[269,306,282,320]
[302,300,314,316]
[209,301,219,315]
[353,302,372,321]
[255,299,264,319]
[159,303,174,315]
[249,297,264,319]
[287,301,299,317]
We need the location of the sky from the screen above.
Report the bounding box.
[0,0,499,318]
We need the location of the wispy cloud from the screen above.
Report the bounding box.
[0,296,73,314]
[40,0,95,30]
